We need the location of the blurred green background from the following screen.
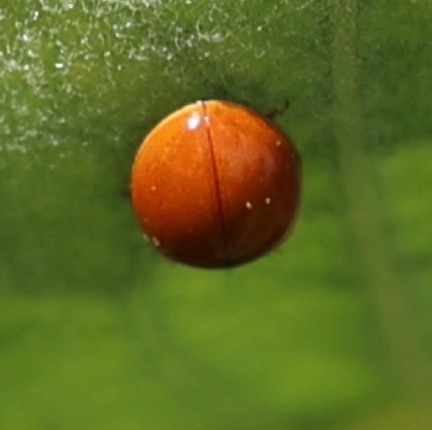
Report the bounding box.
[1,0,431,429]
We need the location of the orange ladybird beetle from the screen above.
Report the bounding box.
[130,100,301,269]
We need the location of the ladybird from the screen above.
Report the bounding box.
[130,100,301,269]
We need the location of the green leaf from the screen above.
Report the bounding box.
[1,0,431,429]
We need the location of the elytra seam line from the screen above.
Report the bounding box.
[202,102,232,265]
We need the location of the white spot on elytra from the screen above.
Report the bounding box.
[245,201,253,210]
[151,237,160,247]
[187,111,202,130]
[275,140,282,146]
[265,197,272,205]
